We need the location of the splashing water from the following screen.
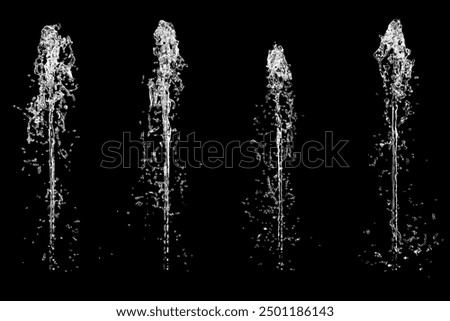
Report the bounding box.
[138,20,187,271]
[19,24,78,270]
[364,20,442,271]
[245,44,297,271]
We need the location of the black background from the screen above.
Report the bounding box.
[1,4,449,300]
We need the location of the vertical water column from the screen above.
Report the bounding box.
[146,20,186,270]
[374,19,414,263]
[267,45,295,270]
[22,24,77,270]
[245,44,297,271]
